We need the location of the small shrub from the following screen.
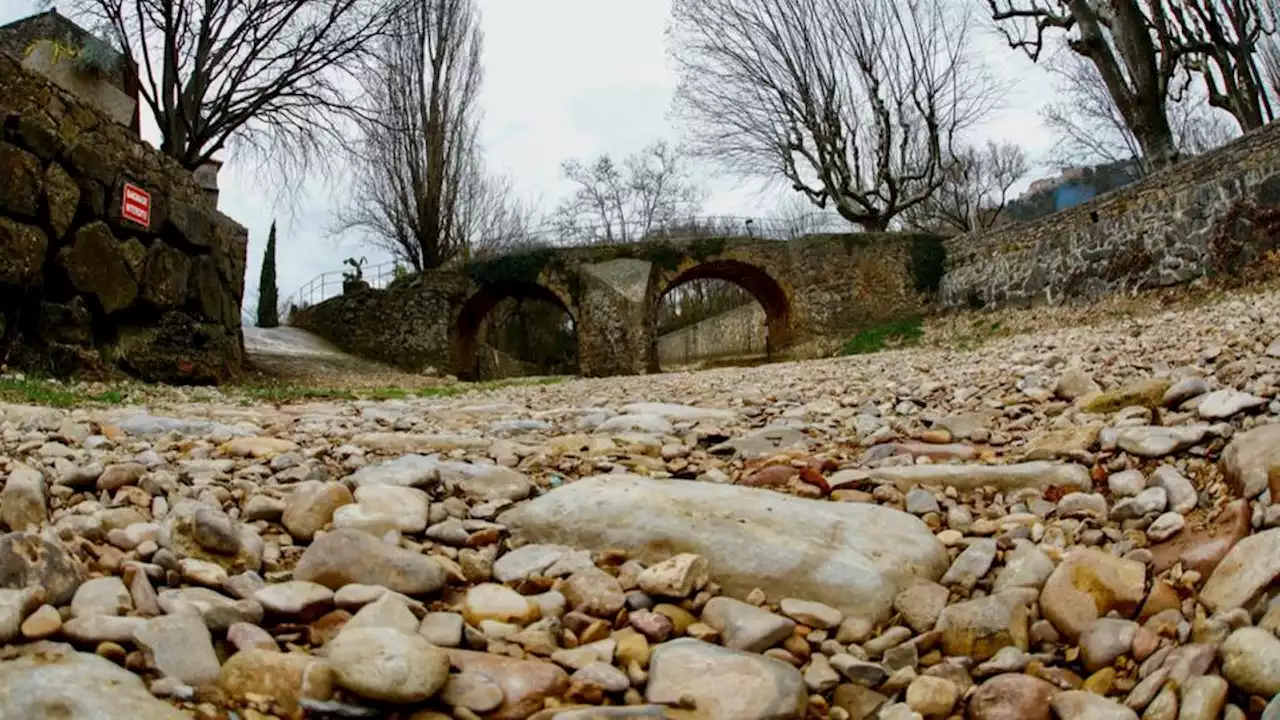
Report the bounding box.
[839,317,924,355]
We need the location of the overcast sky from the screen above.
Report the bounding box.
[3,0,1060,321]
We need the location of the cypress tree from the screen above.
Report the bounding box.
[256,221,280,328]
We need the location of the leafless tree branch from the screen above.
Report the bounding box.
[987,0,1277,170]
[1041,49,1240,172]
[551,142,705,245]
[898,141,1031,233]
[334,0,495,272]
[669,0,999,231]
[57,0,407,171]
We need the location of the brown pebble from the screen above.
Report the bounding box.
[20,604,61,639]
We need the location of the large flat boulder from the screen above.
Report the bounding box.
[498,475,948,623]
[0,641,187,719]
[868,462,1091,492]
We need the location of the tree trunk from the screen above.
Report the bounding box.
[1129,102,1180,170]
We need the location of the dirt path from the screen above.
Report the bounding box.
[242,326,443,389]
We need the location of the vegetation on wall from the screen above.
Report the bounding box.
[465,247,559,287]
[909,235,948,296]
[839,317,924,355]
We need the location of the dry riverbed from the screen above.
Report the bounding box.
[4,285,1280,719]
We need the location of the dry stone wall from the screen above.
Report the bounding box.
[0,52,247,383]
[290,271,469,375]
[941,122,1280,309]
[658,302,767,368]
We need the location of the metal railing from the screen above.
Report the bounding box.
[285,261,401,312]
[284,213,857,312]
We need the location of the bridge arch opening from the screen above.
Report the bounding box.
[650,259,791,372]
[452,283,578,381]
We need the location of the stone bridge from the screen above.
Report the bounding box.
[291,233,945,379]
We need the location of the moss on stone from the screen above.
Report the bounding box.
[839,234,875,254]
[839,317,924,355]
[629,241,683,271]
[465,247,558,287]
[909,235,948,296]
[688,236,728,262]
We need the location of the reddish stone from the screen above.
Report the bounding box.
[628,609,673,642]
[448,649,570,720]
[797,466,830,494]
[967,673,1057,720]
[1137,581,1183,622]
[740,465,797,488]
[306,609,351,646]
[1148,499,1250,575]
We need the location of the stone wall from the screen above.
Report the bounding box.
[290,271,469,375]
[0,11,139,131]
[658,302,767,368]
[941,122,1280,309]
[0,53,247,383]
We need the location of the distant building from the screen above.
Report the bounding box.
[0,9,140,132]
[1007,159,1143,223]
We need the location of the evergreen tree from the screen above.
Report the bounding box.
[256,222,280,328]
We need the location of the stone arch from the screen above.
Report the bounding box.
[648,259,792,371]
[451,282,578,381]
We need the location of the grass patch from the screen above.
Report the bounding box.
[0,377,130,408]
[231,375,568,405]
[0,373,571,409]
[839,317,924,355]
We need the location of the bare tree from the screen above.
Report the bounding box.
[336,0,484,272]
[1167,0,1277,129]
[57,0,404,170]
[552,142,704,245]
[670,0,997,232]
[460,172,545,261]
[1041,50,1240,172]
[898,142,1030,233]
[768,194,837,240]
[987,0,1276,171]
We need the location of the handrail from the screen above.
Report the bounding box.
[283,213,853,314]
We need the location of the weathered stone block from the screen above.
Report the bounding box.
[43,162,79,241]
[0,217,48,286]
[188,255,237,327]
[0,215,48,288]
[214,220,248,299]
[166,200,217,249]
[141,241,192,308]
[109,312,241,384]
[38,298,93,346]
[0,141,43,219]
[119,237,147,281]
[64,138,115,186]
[58,222,138,313]
[1255,173,1280,207]
[73,176,105,220]
[6,114,64,160]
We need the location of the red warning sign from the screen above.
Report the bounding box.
[122,183,151,228]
